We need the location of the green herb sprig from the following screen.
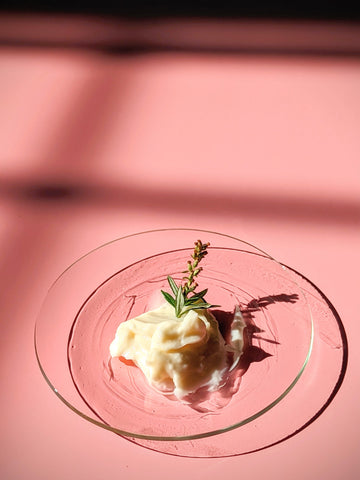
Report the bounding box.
[161,240,219,317]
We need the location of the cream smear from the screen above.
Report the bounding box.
[110,303,245,399]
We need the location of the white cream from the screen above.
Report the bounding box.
[110,303,245,399]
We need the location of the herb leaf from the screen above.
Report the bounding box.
[175,285,185,317]
[180,303,218,315]
[188,289,208,301]
[161,290,176,307]
[167,276,179,296]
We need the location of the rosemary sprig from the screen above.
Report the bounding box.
[161,240,219,318]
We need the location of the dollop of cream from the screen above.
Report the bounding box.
[109,303,245,399]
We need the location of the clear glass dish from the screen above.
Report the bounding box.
[35,229,344,456]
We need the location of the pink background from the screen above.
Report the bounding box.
[0,14,359,479]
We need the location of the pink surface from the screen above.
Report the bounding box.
[0,13,359,479]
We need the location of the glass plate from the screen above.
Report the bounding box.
[35,229,346,456]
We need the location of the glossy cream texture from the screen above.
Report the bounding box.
[109,303,245,399]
